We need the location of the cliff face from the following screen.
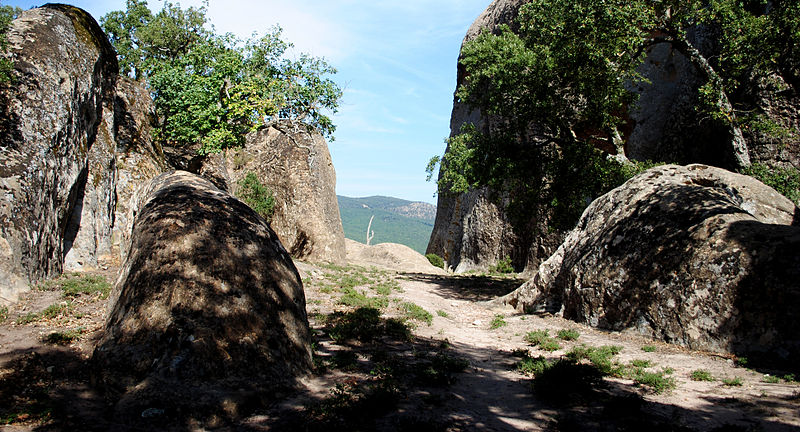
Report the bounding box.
[0,5,118,304]
[427,0,561,274]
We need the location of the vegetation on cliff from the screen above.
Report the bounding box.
[428,0,800,229]
[101,0,342,154]
[0,2,21,84]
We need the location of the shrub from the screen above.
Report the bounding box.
[690,369,715,382]
[524,330,551,345]
[641,345,657,353]
[58,274,111,299]
[42,328,84,345]
[42,302,71,320]
[489,256,514,274]
[741,163,800,204]
[524,330,562,351]
[566,344,623,375]
[629,359,653,368]
[436,310,449,318]
[517,355,550,376]
[632,369,676,394]
[325,307,411,342]
[0,306,7,324]
[16,312,39,325]
[400,302,433,326]
[236,172,275,221]
[557,329,580,341]
[722,377,743,387]
[532,360,604,403]
[490,314,507,329]
[763,374,780,384]
[425,253,444,269]
[416,352,470,386]
[338,288,388,309]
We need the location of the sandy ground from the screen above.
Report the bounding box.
[1,260,798,431]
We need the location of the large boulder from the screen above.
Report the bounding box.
[93,171,311,423]
[502,164,800,365]
[226,120,346,265]
[0,5,117,304]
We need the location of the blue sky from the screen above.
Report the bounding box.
[6,0,490,204]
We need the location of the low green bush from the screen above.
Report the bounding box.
[490,314,507,329]
[557,329,580,341]
[690,369,715,382]
[400,302,433,326]
[236,172,275,221]
[489,256,514,274]
[425,253,444,269]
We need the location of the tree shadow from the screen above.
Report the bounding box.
[401,273,525,302]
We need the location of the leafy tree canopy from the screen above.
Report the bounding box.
[429,0,800,229]
[0,1,22,84]
[101,0,341,154]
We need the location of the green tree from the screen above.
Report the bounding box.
[102,1,341,154]
[0,1,21,84]
[429,0,798,229]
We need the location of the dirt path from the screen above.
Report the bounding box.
[1,263,799,431]
[389,273,800,431]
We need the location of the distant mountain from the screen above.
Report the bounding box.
[337,196,436,254]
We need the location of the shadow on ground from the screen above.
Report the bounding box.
[401,273,525,302]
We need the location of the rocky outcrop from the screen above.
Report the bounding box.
[345,238,446,274]
[0,5,117,304]
[428,0,557,275]
[93,171,311,423]
[502,164,800,365]
[430,0,799,275]
[112,76,166,262]
[226,121,346,265]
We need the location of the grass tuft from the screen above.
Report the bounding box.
[557,329,580,341]
[722,377,743,387]
[524,329,562,352]
[490,314,507,329]
[42,328,84,345]
[690,369,715,382]
[399,302,433,326]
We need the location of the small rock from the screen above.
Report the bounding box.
[141,408,165,418]
[472,320,482,326]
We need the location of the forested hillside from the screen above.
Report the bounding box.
[337,196,435,254]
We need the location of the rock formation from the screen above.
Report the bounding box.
[0,5,118,304]
[226,120,347,265]
[112,76,166,262]
[93,171,312,422]
[502,164,800,365]
[427,0,557,275]
[63,91,116,271]
[345,238,446,275]
[429,0,799,274]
